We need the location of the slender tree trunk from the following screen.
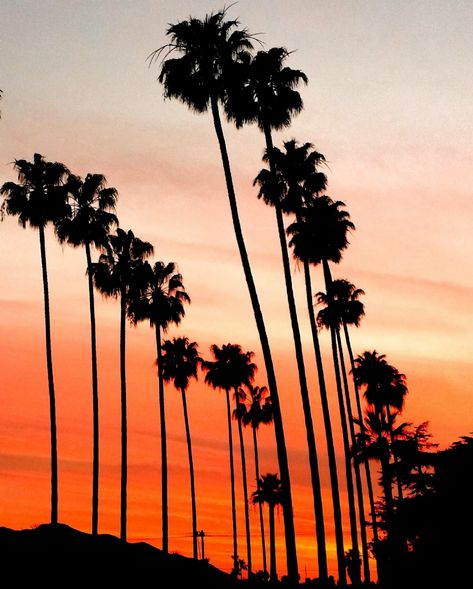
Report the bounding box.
[343,323,380,549]
[336,330,369,584]
[263,124,328,582]
[181,388,198,560]
[119,283,127,541]
[269,505,277,583]
[386,404,404,501]
[225,388,238,574]
[322,259,360,582]
[85,242,99,535]
[156,327,168,553]
[253,428,268,576]
[39,226,58,525]
[235,396,252,577]
[303,254,346,586]
[210,95,298,581]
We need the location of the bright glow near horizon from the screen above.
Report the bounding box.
[1,0,472,579]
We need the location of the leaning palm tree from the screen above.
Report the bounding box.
[55,172,118,535]
[150,12,298,579]
[92,228,153,540]
[241,384,272,577]
[127,261,189,552]
[1,153,69,524]
[202,343,256,577]
[252,473,283,583]
[287,195,361,586]
[161,337,202,559]
[230,47,328,580]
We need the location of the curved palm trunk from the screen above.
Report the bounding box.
[322,260,360,580]
[252,428,268,576]
[336,330,369,583]
[155,327,168,553]
[119,283,127,541]
[85,242,99,535]
[264,125,328,581]
[235,398,252,577]
[181,387,198,559]
[210,94,298,581]
[343,324,380,550]
[225,388,238,574]
[303,253,346,586]
[39,226,58,525]
[269,504,277,583]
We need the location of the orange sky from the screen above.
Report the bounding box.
[1,0,473,579]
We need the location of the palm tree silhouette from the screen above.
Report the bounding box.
[256,139,350,584]
[127,260,189,552]
[233,47,328,580]
[55,172,118,535]
[160,337,202,560]
[287,195,361,585]
[1,153,69,524]
[316,280,373,581]
[252,473,283,583]
[241,384,272,577]
[92,228,153,540]
[202,343,256,577]
[150,12,298,579]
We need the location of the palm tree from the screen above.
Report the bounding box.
[241,384,272,577]
[202,343,256,576]
[127,260,189,552]
[150,13,298,579]
[233,47,328,580]
[92,228,153,540]
[1,153,69,524]
[256,139,349,584]
[287,195,361,585]
[160,337,202,559]
[55,172,118,535]
[252,473,283,583]
[316,280,374,582]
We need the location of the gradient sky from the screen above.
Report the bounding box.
[1,0,472,579]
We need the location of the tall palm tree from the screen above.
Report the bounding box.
[287,195,361,585]
[150,13,299,579]
[92,228,153,540]
[241,384,272,577]
[316,281,372,582]
[160,337,202,560]
[252,473,283,583]
[202,343,256,576]
[1,153,69,524]
[127,261,189,552]
[256,139,349,584]
[55,172,118,535]
[231,47,328,580]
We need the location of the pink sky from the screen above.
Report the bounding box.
[1,0,472,578]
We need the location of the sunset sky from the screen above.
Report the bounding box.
[1,0,472,579]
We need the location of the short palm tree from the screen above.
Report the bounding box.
[202,343,256,576]
[160,337,202,559]
[287,195,361,585]
[127,260,189,552]
[241,384,272,576]
[252,473,283,583]
[55,172,118,535]
[151,13,298,578]
[92,228,153,540]
[1,153,69,524]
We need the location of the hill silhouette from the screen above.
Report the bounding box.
[0,523,236,587]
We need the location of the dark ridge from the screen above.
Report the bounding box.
[0,523,236,587]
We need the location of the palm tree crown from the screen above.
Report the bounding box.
[202,343,256,391]
[316,279,365,330]
[151,9,254,113]
[161,337,202,391]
